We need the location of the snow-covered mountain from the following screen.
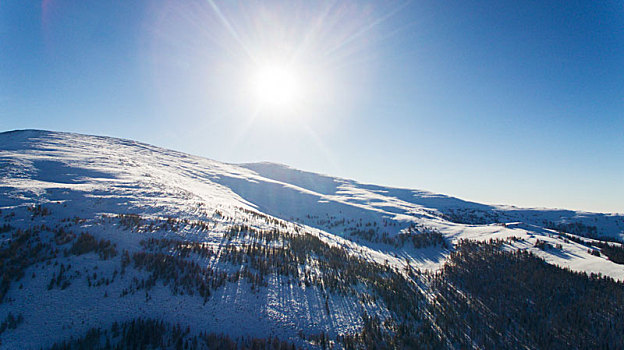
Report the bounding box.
[1,129,623,349]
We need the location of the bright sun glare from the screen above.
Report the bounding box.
[252,65,300,110]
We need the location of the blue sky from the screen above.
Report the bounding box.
[1,0,623,212]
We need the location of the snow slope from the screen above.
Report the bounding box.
[233,162,624,279]
[1,129,623,348]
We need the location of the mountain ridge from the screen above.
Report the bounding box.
[5,129,621,214]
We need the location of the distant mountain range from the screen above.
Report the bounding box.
[1,129,623,349]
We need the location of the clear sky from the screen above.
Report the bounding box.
[1,0,623,213]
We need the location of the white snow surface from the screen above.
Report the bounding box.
[1,129,624,348]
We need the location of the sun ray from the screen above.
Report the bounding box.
[289,0,340,64]
[205,0,256,63]
[325,1,411,57]
[229,105,263,152]
[300,122,341,174]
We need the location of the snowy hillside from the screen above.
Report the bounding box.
[1,129,624,349]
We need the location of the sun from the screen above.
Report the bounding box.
[252,65,300,110]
